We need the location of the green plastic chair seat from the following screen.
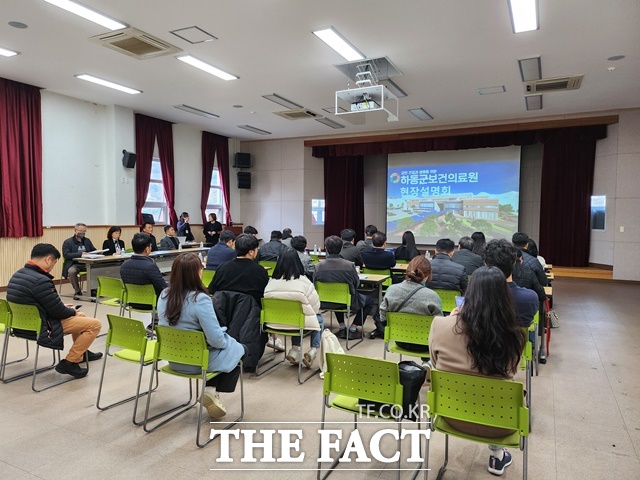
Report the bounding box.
[159,364,219,381]
[431,415,522,448]
[113,339,157,364]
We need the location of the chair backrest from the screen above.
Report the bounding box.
[324,353,403,406]
[385,312,433,346]
[315,281,351,308]
[123,283,158,308]
[395,259,409,265]
[532,311,539,328]
[97,276,124,301]
[428,369,529,436]
[309,254,320,265]
[433,289,461,313]
[361,268,392,287]
[260,298,305,329]
[201,269,215,287]
[125,248,134,253]
[520,331,533,369]
[258,260,277,277]
[154,325,209,370]
[0,299,10,330]
[106,314,148,354]
[7,302,41,334]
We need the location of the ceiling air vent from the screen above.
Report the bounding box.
[524,75,583,94]
[90,27,182,60]
[273,109,322,120]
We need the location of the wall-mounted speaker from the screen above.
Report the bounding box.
[234,152,251,168]
[237,172,251,189]
[122,150,137,168]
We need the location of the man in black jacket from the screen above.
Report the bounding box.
[361,232,396,270]
[257,230,287,261]
[427,238,468,293]
[141,221,158,252]
[61,222,96,298]
[451,236,484,276]
[6,244,102,378]
[339,229,363,266]
[512,232,548,287]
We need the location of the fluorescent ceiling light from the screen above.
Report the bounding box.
[408,108,433,121]
[0,46,19,57]
[508,0,539,33]
[312,27,364,62]
[525,95,542,110]
[44,0,126,31]
[315,117,345,129]
[518,56,542,82]
[262,94,303,110]
[75,74,141,94]
[478,85,506,95]
[237,125,271,135]
[176,55,238,81]
[174,104,219,118]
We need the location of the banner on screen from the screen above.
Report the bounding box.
[386,146,521,245]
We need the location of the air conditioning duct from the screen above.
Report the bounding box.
[91,27,182,59]
[524,75,583,93]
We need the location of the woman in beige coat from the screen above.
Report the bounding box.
[264,248,323,368]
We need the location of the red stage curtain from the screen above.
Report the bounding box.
[0,78,43,237]
[323,156,364,241]
[201,132,232,225]
[134,114,177,225]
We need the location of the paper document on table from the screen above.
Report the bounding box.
[83,254,105,259]
[358,274,368,279]
[89,249,108,254]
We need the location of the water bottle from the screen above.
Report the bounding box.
[314,244,318,254]
[198,252,203,263]
[199,241,204,248]
[178,243,182,252]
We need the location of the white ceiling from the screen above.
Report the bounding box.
[1,0,639,140]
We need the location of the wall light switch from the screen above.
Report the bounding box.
[121,177,126,184]
[620,226,625,233]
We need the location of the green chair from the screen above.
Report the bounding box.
[96,314,158,425]
[395,259,409,264]
[520,328,534,431]
[309,253,320,265]
[142,326,244,448]
[122,283,158,334]
[125,247,134,253]
[318,353,424,480]
[432,289,461,314]
[58,266,86,295]
[93,276,125,318]
[0,299,29,380]
[258,260,277,277]
[530,312,540,376]
[384,312,433,361]
[1,302,88,391]
[315,281,363,350]
[257,298,320,384]
[426,370,529,480]
[201,269,215,288]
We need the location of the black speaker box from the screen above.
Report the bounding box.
[237,172,251,189]
[122,151,137,168]
[234,152,251,168]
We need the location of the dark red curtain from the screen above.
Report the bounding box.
[539,128,600,266]
[201,131,232,225]
[0,78,43,237]
[134,114,177,225]
[323,156,364,240]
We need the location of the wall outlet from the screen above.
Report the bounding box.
[121,177,126,184]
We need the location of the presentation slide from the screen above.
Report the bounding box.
[386,146,521,245]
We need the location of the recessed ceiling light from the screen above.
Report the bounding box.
[408,108,433,121]
[0,46,20,57]
[75,74,141,94]
[170,26,217,44]
[262,94,303,110]
[478,85,506,95]
[518,56,542,82]
[607,55,625,61]
[237,125,271,135]
[8,21,28,29]
[315,117,345,129]
[44,0,127,31]
[312,26,365,62]
[508,0,539,34]
[525,95,542,110]
[174,104,219,118]
[176,55,238,81]
[233,105,243,108]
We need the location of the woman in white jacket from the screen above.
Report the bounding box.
[264,248,324,368]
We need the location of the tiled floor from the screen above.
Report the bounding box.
[1,278,639,479]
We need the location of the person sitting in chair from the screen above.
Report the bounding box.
[159,225,180,250]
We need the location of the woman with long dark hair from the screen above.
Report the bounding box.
[177,212,194,242]
[394,231,421,261]
[470,231,486,256]
[102,225,125,255]
[157,253,245,419]
[429,266,525,476]
[264,248,323,367]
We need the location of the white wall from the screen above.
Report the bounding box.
[172,123,202,223]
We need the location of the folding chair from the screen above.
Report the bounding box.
[520,328,534,431]
[256,298,320,384]
[142,326,244,448]
[315,281,364,350]
[0,299,29,379]
[93,276,125,318]
[318,353,424,480]
[96,314,158,425]
[201,269,215,288]
[425,370,529,479]
[384,312,433,361]
[1,302,89,391]
[432,289,461,315]
[122,283,158,335]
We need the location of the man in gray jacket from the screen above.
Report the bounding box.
[451,236,484,276]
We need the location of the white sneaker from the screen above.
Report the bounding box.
[303,348,318,368]
[202,387,226,419]
[267,337,285,352]
[286,347,301,364]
